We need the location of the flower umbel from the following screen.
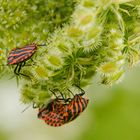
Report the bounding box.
[0,0,140,107]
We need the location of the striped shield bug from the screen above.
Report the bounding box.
[7,43,45,78]
[38,99,66,127]
[38,89,70,127]
[64,87,89,123]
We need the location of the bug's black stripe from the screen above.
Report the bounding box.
[74,95,80,115]
[10,48,33,54]
[83,98,88,107]
[67,109,73,121]
[10,49,35,56]
[71,114,79,121]
[77,97,83,113]
[73,100,77,117]
[75,96,81,113]
[8,56,14,60]
[77,99,81,114]
[9,49,35,57]
[13,55,22,59]
[74,100,79,116]
[17,50,33,57]
[68,101,75,121]
[9,51,33,63]
[8,51,34,61]
[81,97,86,108]
[76,95,84,111]
[71,100,79,121]
[80,98,86,111]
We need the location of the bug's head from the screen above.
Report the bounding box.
[28,43,46,49]
[28,43,38,49]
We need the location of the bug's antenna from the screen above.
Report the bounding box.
[37,44,46,47]
[67,89,74,97]
[21,105,31,113]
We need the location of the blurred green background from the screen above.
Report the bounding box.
[1,66,140,140]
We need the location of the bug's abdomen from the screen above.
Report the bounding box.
[39,111,65,127]
[7,44,37,65]
[38,100,67,127]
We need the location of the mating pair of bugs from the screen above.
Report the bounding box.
[7,43,45,78]
[38,86,89,127]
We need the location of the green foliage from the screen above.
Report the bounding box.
[0,0,140,107]
[0,0,76,76]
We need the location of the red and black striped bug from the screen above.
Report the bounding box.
[38,99,66,127]
[38,86,89,127]
[38,89,70,127]
[64,86,89,123]
[7,43,45,78]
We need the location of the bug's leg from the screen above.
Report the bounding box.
[55,89,72,103]
[22,62,33,67]
[33,102,38,109]
[17,63,30,78]
[14,64,20,75]
[22,61,26,67]
[67,89,74,97]
[19,73,30,78]
[39,104,45,110]
[57,90,65,100]
[64,97,71,103]
[23,61,34,67]
[74,85,85,96]
[49,88,59,99]
[30,58,36,65]
[57,90,71,103]
[17,63,22,74]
